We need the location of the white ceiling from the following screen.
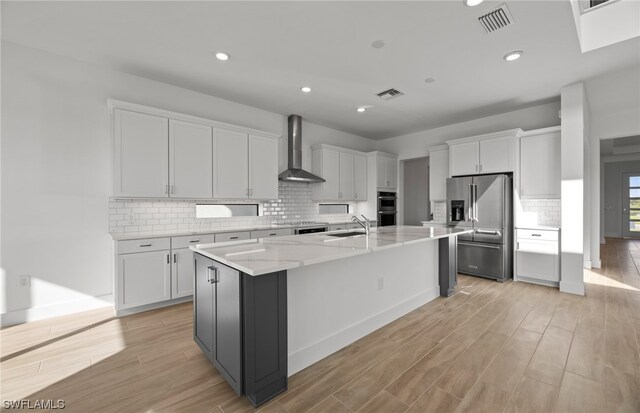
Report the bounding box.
[2,1,639,140]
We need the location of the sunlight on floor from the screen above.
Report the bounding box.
[584,268,639,291]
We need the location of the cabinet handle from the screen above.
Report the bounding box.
[189,239,200,243]
[532,234,542,237]
[207,266,218,284]
[139,243,152,247]
[479,164,483,172]
[269,233,277,236]
[173,253,177,263]
[166,254,170,264]
[230,236,238,240]
[170,185,175,194]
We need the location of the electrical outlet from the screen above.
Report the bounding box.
[19,274,31,288]
[377,277,384,291]
[126,213,135,225]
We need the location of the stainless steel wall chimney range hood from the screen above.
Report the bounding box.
[278,115,326,183]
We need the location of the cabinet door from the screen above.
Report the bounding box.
[248,135,278,200]
[339,152,355,200]
[386,157,398,189]
[376,157,387,187]
[169,120,213,199]
[214,262,242,393]
[194,254,214,360]
[117,250,171,309]
[354,153,367,201]
[449,141,479,176]
[429,149,449,201]
[114,109,169,197]
[520,132,560,198]
[172,248,194,298]
[214,128,249,199]
[322,149,341,199]
[480,137,512,173]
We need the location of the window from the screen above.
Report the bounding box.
[628,176,640,232]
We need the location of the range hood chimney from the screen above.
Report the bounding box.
[278,115,326,183]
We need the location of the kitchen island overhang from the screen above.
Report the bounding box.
[190,225,471,406]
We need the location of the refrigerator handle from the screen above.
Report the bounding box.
[468,184,473,222]
[472,184,479,223]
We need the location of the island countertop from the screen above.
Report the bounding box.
[190,225,472,276]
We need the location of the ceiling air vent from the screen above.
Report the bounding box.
[377,88,404,101]
[478,4,514,33]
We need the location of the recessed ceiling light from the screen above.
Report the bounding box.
[503,51,523,61]
[425,77,436,83]
[215,52,230,61]
[464,0,484,6]
[356,107,367,113]
[371,40,386,49]
[300,86,312,93]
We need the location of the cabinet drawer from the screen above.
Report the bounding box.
[517,250,559,282]
[516,229,558,241]
[172,234,216,249]
[215,231,251,243]
[117,237,171,254]
[250,228,293,239]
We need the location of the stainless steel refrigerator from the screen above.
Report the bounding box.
[446,174,513,282]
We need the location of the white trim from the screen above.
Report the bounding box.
[427,144,449,154]
[1,294,114,328]
[559,280,585,296]
[107,99,281,140]
[445,128,524,145]
[115,296,192,317]
[591,260,602,269]
[602,153,640,163]
[310,143,368,156]
[287,286,438,376]
[520,125,561,137]
[583,260,592,269]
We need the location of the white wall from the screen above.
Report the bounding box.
[559,82,587,296]
[0,42,374,325]
[375,101,561,161]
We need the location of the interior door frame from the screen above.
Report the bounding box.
[621,170,640,238]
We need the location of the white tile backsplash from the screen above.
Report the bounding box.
[110,181,355,237]
[520,199,561,227]
[431,201,447,223]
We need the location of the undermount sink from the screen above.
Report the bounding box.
[326,231,366,238]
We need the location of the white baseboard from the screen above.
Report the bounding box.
[559,280,585,296]
[591,260,602,269]
[583,260,592,269]
[287,286,439,375]
[115,296,192,317]
[1,294,114,328]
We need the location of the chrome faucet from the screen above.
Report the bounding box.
[351,214,371,236]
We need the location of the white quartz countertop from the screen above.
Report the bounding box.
[110,220,368,241]
[190,225,473,276]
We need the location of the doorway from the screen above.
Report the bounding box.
[622,171,640,238]
[402,157,429,226]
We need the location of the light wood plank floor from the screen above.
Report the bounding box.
[2,238,639,412]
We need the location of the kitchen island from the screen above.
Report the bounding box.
[190,225,471,406]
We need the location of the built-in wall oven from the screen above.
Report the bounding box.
[377,191,397,227]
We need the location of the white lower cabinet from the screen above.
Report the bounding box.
[171,248,195,298]
[516,228,560,286]
[117,249,172,310]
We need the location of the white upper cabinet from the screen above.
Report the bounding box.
[248,134,279,200]
[169,120,213,199]
[448,129,520,177]
[428,146,449,201]
[213,128,249,199]
[375,154,398,189]
[114,109,169,198]
[354,153,367,201]
[449,141,480,176]
[312,148,340,200]
[110,100,280,201]
[311,145,369,201]
[339,152,355,200]
[520,127,561,198]
[479,136,513,174]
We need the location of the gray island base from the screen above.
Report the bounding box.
[191,225,470,406]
